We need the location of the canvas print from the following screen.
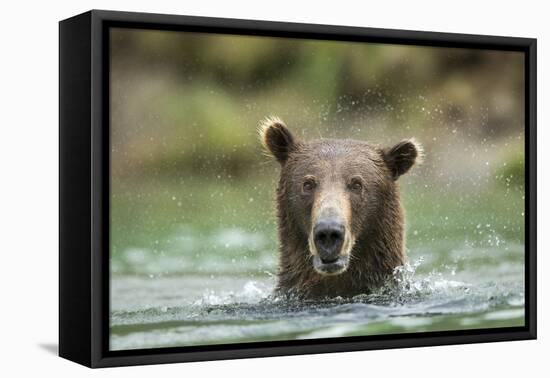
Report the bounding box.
[109,28,525,351]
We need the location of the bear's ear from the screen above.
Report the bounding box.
[382,139,424,180]
[258,116,298,164]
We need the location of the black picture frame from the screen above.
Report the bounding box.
[59,9,537,368]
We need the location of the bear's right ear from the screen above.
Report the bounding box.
[259,116,298,164]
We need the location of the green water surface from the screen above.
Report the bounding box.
[110,175,525,351]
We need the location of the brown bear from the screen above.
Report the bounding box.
[259,116,423,299]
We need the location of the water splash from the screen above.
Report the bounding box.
[192,280,272,307]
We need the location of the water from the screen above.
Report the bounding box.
[110,176,524,351]
[110,259,524,350]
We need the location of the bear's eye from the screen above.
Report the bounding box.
[302,177,316,194]
[348,177,363,193]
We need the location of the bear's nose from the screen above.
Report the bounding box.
[313,219,345,263]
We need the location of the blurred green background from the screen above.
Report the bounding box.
[110,29,524,179]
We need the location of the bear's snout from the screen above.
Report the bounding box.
[313,219,345,263]
[311,218,350,276]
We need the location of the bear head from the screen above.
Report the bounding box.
[260,116,423,280]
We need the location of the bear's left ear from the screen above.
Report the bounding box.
[382,139,424,180]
